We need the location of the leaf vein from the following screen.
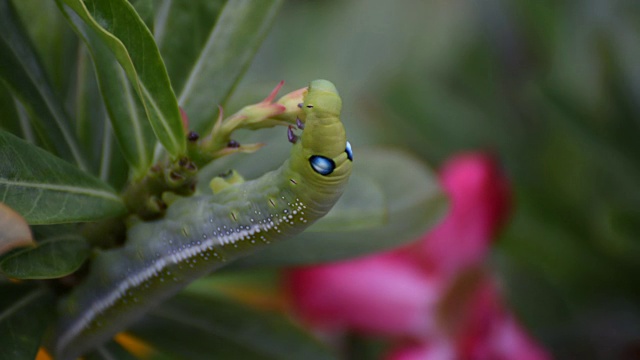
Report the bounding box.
[0,288,46,323]
[140,84,180,152]
[0,180,121,202]
[176,1,229,106]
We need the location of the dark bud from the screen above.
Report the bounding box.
[297,102,303,108]
[157,198,168,210]
[187,131,199,142]
[227,139,240,148]
[287,125,298,144]
[185,160,197,171]
[169,170,185,181]
[178,157,189,167]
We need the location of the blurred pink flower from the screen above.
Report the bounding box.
[387,340,454,360]
[285,152,549,359]
[452,278,550,360]
[405,153,511,279]
[286,253,440,337]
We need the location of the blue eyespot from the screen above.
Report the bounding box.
[345,141,353,161]
[309,156,335,176]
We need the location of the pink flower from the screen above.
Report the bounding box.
[286,253,440,337]
[406,153,511,279]
[453,279,549,360]
[387,340,455,360]
[285,152,550,359]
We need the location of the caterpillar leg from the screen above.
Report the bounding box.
[209,170,245,194]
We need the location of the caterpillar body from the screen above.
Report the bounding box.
[56,80,352,360]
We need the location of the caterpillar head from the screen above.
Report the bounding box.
[291,80,352,189]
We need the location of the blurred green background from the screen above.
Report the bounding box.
[235,0,640,358]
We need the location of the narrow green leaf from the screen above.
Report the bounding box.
[59,6,156,178]
[130,0,155,33]
[14,97,59,155]
[0,0,87,170]
[101,124,131,192]
[70,46,130,189]
[154,1,225,97]
[233,148,448,267]
[184,269,281,299]
[73,46,106,175]
[12,0,80,99]
[174,0,284,133]
[129,293,336,360]
[0,235,89,279]
[0,83,22,138]
[0,285,55,360]
[59,0,186,157]
[0,130,126,224]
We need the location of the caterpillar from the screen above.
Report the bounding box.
[55,80,353,360]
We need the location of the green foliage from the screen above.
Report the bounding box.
[59,0,186,159]
[240,0,640,357]
[129,292,335,360]
[0,130,125,224]
[60,5,155,179]
[0,236,89,279]
[0,284,55,360]
[0,0,446,359]
[0,1,86,169]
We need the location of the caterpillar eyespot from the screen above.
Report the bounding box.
[309,155,336,175]
[55,80,352,360]
[346,141,353,161]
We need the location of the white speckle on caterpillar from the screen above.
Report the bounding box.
[58,218,279,351]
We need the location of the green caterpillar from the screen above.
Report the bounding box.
[55,80,353,359]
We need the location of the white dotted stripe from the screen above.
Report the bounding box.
[57,198,308,352]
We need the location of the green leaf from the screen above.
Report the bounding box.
[0,285,55,360]
[68,46,130,188]
[58,0,186,157]
[129,0,155,33]
[172,0,284,133]
[59,6,156,178]
[129,293,336,360]
[0,130,126,224]
[0,236,89,279]
[234,148,448,267]
[306,173,386,232]
[184,268,281,299]
[0,0,87,170]
[155,0,225,95]
[0,83,22,138]
[72,47,106,170]
[100,126,131,191]
[12,0,80,99]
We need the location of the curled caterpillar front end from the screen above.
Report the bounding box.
[288,79,352,215]
[55,80,352,359]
